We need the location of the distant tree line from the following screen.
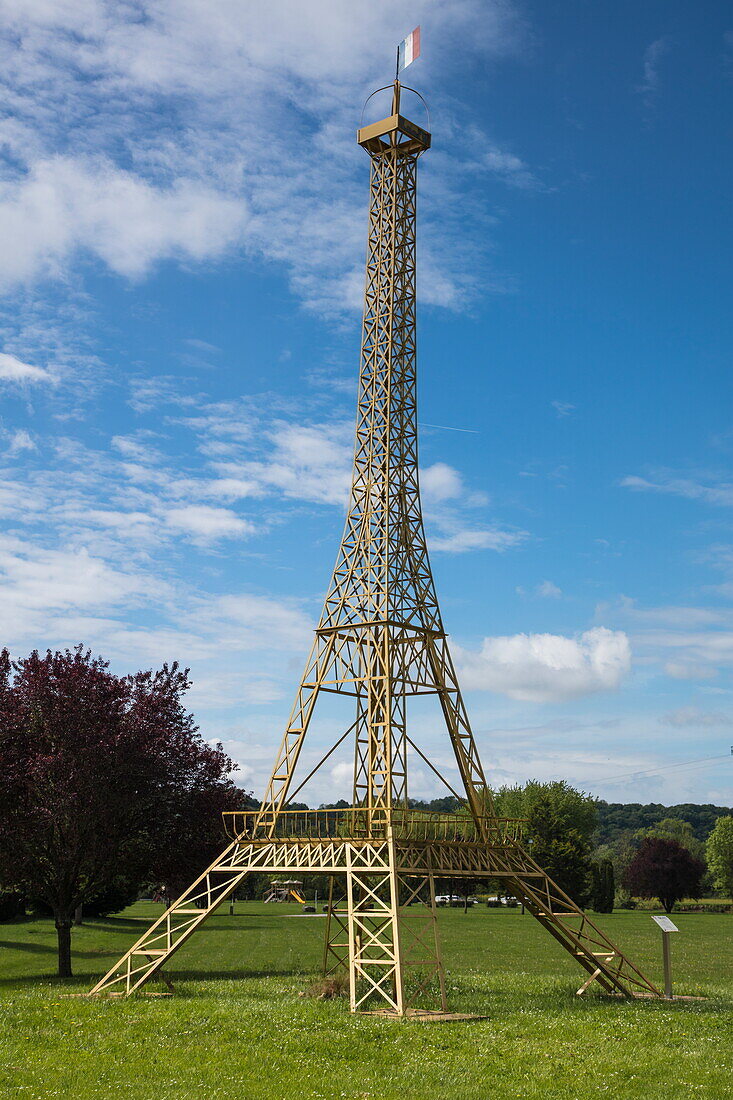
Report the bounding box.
[595,801,732,846]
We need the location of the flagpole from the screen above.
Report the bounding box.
[393,46,401,117]
[392,79,401,117]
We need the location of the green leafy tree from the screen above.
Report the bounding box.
[492,780,598,842]
[0,890,24,922]
[706,815,733,897]
[590,858,615,912]
[635,818,705,863]
[524,793,593,906]
[486,781,597,906]
[592,835,636,906]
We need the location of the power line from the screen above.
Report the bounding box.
[579,748,732,787]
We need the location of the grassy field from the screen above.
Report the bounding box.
[1,901,731,1099]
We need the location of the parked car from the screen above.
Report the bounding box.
[435,894,462,907]
[435,894,477,907]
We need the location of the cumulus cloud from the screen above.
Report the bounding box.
[421,462,465,503]
[456,627,632,702]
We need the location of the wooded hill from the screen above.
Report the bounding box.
[594,802,732,845]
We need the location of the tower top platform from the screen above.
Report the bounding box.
[357,80,431,154]
[357,113,431,154]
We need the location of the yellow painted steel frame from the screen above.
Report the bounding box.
[89,82,662,1013]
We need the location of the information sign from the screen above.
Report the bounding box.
[652,915,679,933]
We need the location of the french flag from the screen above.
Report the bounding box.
[397,26,421,73]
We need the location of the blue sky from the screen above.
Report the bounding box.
[1,0,732,807]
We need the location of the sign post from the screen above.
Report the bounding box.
[651,914,679,998]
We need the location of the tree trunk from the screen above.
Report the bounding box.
[74,904,83,926]
[463,895,468,913]
[55,913,73,978]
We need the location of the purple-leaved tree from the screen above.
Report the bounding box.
[623,836,705,914]
[0,647,238,978]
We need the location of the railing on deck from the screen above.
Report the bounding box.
[222,807,525,845]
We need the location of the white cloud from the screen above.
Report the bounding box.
[537,580,562,599]
[621,473,733,508]
[604,595,727,627]
[641,629,733,668]
[111,433,163,464]
[164,504,256,542]
[664,661,718,681]
[0,351,55,384]
[482,143,541,190]
[128,376,202,414]
[0,535,159,642]
[233,422,353,507]
[5,428,37,455]
[421,462,465,503]
[598,595,733,681]
[551,400,575,418]
[203,593,312,654]
[204,477,260,502]
[429,525,526,554]
[456,626,631,702]
[637,37,670,106]
[330,760,355,789]
[0,156,248,287]
[660,706,730,728]
[0,0,530,311]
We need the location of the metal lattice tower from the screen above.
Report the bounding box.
[89,83,662,1016]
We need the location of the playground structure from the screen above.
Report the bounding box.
[264,880,305,904]
[89,75,663,1017]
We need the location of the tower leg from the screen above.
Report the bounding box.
[88,836,259,996]
[323,875,349,979]
[429,873,448,1012]
[493,846,662,998]
[340,837,446,1016]
[346,865,404,1013]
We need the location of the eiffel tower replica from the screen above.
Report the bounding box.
[90,79,662,1016]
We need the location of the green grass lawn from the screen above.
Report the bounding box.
[1,902,731,1099]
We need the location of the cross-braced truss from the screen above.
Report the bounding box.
[89,83,662,1013]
